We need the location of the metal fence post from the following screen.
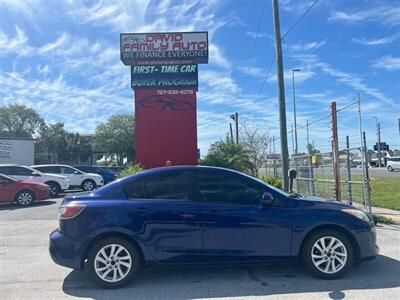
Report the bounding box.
[306,120,315,195]
[357,96,367,209]
[331,101,341,202]
[346,135,353,205]
[363,131,372,214]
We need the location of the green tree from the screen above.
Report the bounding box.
[35,123,68,163]
[201,138,254,173]
[0,103,45,137]
[94,114,135,165]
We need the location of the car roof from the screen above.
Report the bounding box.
[31,164,69,167]
[0,164,28,167]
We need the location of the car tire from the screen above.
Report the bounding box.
[82,179,96,191]
[87,237,140,288]
[46,181,60,197]
[15,190,35,206]
[302,229,353,279]
[387,165,393,172]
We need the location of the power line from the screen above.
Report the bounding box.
[256,0,320,96]
[281,0,320,41]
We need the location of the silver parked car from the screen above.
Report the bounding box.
[387,157,400,171]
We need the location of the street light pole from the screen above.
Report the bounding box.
[292,69,300,155]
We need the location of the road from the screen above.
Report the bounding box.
[1,197,400,300]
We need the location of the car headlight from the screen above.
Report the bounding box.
[342,209,371,223]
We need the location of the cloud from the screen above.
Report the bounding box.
[372,55,400,71]
[238,66,264,78]
[0,26,34,56]
[352,35,398,46]
[246,31,267,39]
[328,6,400,26]
[266,69,316,84]
[38,32,69,54]
[289,41,326,52]
[208,44,231,69]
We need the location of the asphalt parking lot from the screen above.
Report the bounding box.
[1,197,400,300]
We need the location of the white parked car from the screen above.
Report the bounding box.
[387,157,400,172]
[0,164,70,197]
[31,164,103,191]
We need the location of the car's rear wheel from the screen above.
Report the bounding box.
[15,190,35,206]
[82,179,96,191]
[87,238,140,288]
[302,229,353,279]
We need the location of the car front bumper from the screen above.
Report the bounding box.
[356,226,379,261]
[49,230,85,270]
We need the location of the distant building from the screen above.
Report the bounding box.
[0,137,35,165]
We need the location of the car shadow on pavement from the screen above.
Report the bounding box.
[62,254,400,300]
[0,200,56,211]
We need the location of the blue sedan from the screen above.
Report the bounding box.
[49,166,378,288]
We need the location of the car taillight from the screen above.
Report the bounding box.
[58,204,86,219]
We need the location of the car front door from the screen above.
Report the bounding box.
[60,166,83,186]
[193,169,293,262]
[0,175,16,203]
[124,171,203,263]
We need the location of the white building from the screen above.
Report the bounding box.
[0,137,35,166]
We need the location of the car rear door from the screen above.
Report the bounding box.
[124,170,203,263]
[193,169,293,261]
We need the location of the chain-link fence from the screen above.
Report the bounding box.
[262,99,372,212]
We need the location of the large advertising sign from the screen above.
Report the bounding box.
[134,88,197,168]
[131,64,198,89]
[121,32,208,65]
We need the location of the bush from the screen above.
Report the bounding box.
[259,175,283,190]
[120,164,143,177]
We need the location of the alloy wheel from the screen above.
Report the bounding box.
[83,181,94,191]
[18,192,33,206]
[94,244,132,283]
[311,236,347,274]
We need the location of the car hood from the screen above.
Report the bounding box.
[85,173,103,179]
[296,195,352,210]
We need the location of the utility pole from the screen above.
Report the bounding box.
[230,112,239,144]
[272,0,290,191]
[292,68,300,155]
[229,123,234,143]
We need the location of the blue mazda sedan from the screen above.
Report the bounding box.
[49,166,378,288]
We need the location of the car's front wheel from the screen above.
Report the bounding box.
[15,190,35,206]
[387,165,393,172]
[82,179,96,191]
[87,238,140,288]
[302,229,353,279]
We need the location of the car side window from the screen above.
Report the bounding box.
[61,167,78,174]
[124,179,145,199]
[144,173,190,200]
[35,166,61,173]
[10,167,33,176]
[195,171,264,205]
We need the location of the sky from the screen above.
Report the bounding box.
[0,0,399,155]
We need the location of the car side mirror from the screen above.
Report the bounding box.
[31,172,41,177]
[0,179,10,185]
[260,192,274,206]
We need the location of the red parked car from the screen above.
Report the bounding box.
[0,173,50,206]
